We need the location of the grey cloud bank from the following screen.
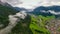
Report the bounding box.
[1,0,60,9]
[0,11,27,34]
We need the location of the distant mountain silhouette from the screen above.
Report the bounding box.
[29,6,60,16]
[14,7,28,11]
[34,6,60,12]
[14,6,60,17]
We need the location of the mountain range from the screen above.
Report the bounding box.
[0,0,60,34]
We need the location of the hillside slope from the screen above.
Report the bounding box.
[0,4,18,29]
[0,4,32,34]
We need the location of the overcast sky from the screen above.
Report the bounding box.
[1,0,60,9]
[1,0,60,15]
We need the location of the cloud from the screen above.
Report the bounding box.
[1,0,60,9]
[3,0,60,9]
[48,10,60,15]
[0,11,27,34]
[41,10,60,15]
